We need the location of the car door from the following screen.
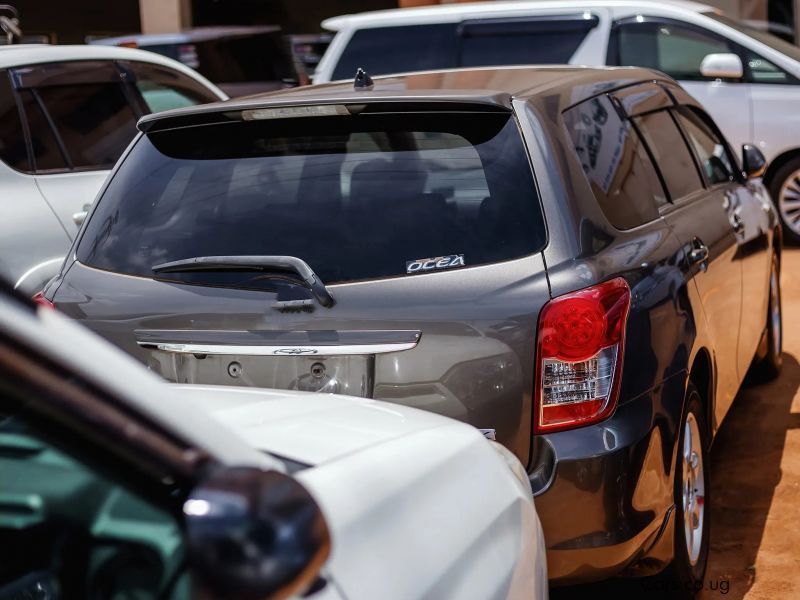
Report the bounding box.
[0,69,72,294]
[608,16,753,158]
[623,92,744,419]
[673,104,771,382]
[739,46,800,162]
[9,60,141,237]
[623,88,742,418]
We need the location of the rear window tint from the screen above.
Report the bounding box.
[34,82,139,169]
[331,18,594,80]
[564,95,664,229]
[18,90,67,172]
[675,106,736,185]
[77,112,545,288]
[633,110,702,201]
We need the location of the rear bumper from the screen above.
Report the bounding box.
[530,376,685,585]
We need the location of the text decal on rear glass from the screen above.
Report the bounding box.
[406,254,465,275]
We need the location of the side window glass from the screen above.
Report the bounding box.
[34,82,139,169]
[613,21,733,80]
[744,49,800,84]
[124,61,220,113]
[18,90,67,172]
[564,94,665,229]
[675,107,735,185]
[633,110,703,201]
[459,18,596,66]
[0,70,29,171]
[331,24,459,80]
[0,408,187,598]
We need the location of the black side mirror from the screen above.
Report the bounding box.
[742,144,767,179]
[184,466,330,600]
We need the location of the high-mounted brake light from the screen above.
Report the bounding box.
[241,105,350,121]
[32,291,55,310]
[535,278,630,433]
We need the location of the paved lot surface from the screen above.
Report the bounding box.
[552,247,800,599]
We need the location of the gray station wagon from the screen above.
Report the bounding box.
[42,66,782,595]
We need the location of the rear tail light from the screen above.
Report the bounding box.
[535,278,630,433]
[32,291,55,310]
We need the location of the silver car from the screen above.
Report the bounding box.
[0,44,225,295]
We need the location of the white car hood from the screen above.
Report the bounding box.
[171,385,454,466]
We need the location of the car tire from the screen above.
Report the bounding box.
[748,254,783,382]
[770,157,800,245]
[661,384,710,599]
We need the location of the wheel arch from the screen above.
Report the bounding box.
[688,348,714,440]
[763,147,800,191]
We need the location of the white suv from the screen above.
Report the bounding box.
[0,44,226,295]
[316,0,800,241]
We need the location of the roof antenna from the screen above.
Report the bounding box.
[354,68,374,91]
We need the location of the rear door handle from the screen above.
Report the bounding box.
[730,211,744,233]
[687,239,709,270]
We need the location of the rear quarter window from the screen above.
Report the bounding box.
[563,94,664,229]
[77,111,546,288]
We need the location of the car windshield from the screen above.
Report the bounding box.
[704,12,800,63]
[76,110,545,288]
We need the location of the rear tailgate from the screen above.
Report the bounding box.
[54,103,550,465]
[56,257,548,465]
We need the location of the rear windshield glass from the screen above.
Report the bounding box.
[331,19,595,80]
[77,112,545,288]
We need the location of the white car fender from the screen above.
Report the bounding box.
[296,423,546,600]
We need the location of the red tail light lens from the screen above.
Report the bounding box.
[535,278,630,433]
[32,291,55,310]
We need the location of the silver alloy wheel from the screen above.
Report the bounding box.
[682,412,705,566]
[778,169,800,236]
[770,265,782,358]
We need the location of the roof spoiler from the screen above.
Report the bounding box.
[138,96,512,133]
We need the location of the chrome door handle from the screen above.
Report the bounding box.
[688,245,709,264]
[687,237,709,271]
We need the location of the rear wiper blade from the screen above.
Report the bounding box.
[152,255,335,308]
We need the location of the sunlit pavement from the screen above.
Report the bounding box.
[551,246,800,599]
